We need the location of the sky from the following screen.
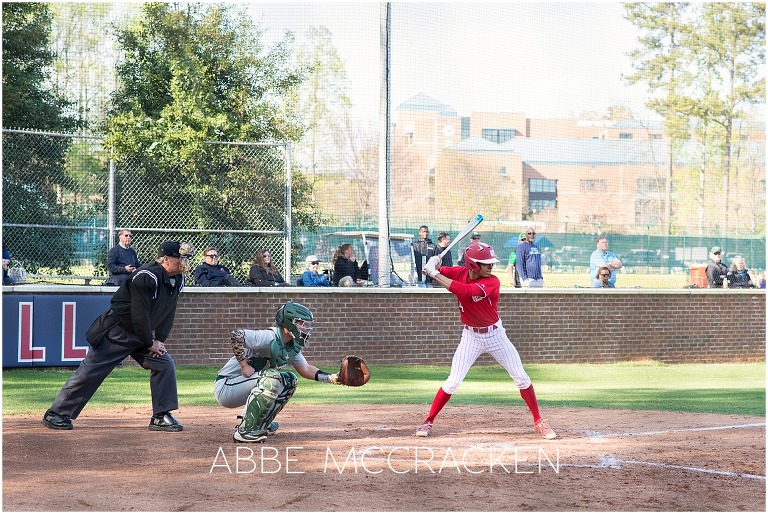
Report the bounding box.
[249,2,657,122]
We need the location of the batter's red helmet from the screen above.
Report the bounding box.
[463,242,500,272]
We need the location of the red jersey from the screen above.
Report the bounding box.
[440,265,500,327]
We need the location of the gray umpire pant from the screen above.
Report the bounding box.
[49,326,178,419]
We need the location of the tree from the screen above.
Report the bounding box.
[50,3,135,130]
[624,2,765,237]
[2,2,75,130]
[291,25,352,201]
[104,3,321,268]
[623,2,693,239]
[689,3,765,233]
[2,2,79,273]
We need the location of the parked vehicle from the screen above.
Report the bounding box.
[316,231,416,286]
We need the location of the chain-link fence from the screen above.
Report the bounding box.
[2,130,291,285]
[2,128,765,289]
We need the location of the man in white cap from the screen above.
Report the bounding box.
[301,255,329,287]
[705,246,729,288]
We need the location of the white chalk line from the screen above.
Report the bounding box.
[578,422,766,441]
[348,451,765,480]
[346,421,766,480]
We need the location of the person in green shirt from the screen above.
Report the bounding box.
[506,232,526,288]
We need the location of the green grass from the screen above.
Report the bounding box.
[4,361,764,416]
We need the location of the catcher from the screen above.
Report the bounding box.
[214,301,369,443]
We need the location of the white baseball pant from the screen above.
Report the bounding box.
[441,320,532,394]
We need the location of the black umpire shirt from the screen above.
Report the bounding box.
[110,260,184,348]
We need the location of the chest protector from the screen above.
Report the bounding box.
[246,328,301,371]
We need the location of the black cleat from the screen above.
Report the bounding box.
[42,410,73,430]
[148,412,184,432]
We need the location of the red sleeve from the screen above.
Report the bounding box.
[448,275,500,299]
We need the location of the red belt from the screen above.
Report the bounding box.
[465,324,498,334]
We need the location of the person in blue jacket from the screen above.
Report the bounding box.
[301,255,330,287]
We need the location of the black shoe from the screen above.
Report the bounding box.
[148,412,183,432]
[42,410,73,430]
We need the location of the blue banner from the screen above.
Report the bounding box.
[2,295,111,367]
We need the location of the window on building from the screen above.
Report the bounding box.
[580,179,607,193]
[650,133,662,140]
[529,178,557,211]
[461,117,470,140]
[635,199,661,225]
[619,132,633,139]
[635,177,665,225]
[482,128,516,144]
[637,177,666,194]
[500,166,507,177]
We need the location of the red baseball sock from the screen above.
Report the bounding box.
[424,387,452,423]
[519,384,542,423]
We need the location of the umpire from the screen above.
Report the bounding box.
[42,241,194,432]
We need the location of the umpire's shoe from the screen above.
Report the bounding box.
[42,410,73,430]
[148,411,184,432]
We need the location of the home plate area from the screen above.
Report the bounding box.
[2,405,764,511]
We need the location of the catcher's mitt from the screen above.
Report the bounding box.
[337,355,371,387]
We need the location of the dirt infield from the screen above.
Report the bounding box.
[3,405,765,511]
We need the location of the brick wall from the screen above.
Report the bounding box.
[169,289,765,366]
[9,288,762,367]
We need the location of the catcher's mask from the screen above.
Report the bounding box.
[463,242,500,273]
[158,241,195,273]
[275,301,314,347]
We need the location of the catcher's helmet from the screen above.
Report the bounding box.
[463,242,500,272]
[275,301,314,347]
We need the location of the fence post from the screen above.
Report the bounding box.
[108,148,116,249]
[285,142,292,279]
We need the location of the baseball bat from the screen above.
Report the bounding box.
[438,214,483,258]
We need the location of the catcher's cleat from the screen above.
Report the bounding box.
[148,412,184,432]
[233,427,268,443]
[234,416,279,435]
[534,419,557,440]
[42,410,73,430]
[415,422,433,437]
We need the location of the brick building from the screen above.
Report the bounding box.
[392,93,765,233]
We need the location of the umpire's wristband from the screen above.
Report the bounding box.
[315,370,332,383]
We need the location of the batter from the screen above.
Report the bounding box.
[415,241,556,439]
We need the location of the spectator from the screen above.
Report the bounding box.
[758,271,766,289]
[705,246,729,288]
[589,236,622,288]
[104,229,140,286]
[592,266,615,288]
[457,232,481,266]
[248,249,290,287]
[726,256,756,289]
[506,232,526,288]
[332,243,367,286]
[301,255,329,287]
[412,225,438,286]
[516,227,543,288]
[436,232,453,267]
[3,247,14,285]
[194,247,241,286]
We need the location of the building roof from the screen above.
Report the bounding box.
[395,92,458,117]
[448,137,763,166]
